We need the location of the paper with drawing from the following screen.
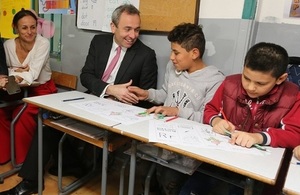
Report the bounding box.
[149,120,264,155]
[70,99,152,125]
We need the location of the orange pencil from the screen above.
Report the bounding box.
[220,107,229,123]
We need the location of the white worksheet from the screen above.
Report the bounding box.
[70,99,152,125]
[149,120,266,155]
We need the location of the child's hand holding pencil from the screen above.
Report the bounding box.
[210,107,235,136]
[219,107,266,151]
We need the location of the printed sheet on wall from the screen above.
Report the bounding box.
[39,0,76,14]
[76,0,139,32]
[0,0,31,39]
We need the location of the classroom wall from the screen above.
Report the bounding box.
[253,0,300,57]
[52,0,251,92]
[53,0,300,92]
[52,17,251,92]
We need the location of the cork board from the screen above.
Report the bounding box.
[76,0,200,33]
[140,0,200,33]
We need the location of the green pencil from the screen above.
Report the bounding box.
[224,129,266,151]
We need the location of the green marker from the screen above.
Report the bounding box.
[138,111,148,116]
[154,113,164,119]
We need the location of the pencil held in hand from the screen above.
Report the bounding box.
[221,109,266,152]
[220,107,233,133]
[220,107,229,122]
[224,129,266,151]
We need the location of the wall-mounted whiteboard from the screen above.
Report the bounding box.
[76,0,139,32]
[76,0,200,33]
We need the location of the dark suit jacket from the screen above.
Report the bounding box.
[0,39,8,75]
[80,33,158,108]
[18,35,158,181]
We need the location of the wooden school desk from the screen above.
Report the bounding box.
[283,156,300,195]
[116,118,287,195]
[23,91,287,195]
[23,91,121,195]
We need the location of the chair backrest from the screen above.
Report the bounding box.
[51,71,77,90]
[287,57,300,89]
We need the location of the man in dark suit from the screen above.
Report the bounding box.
[81,4,158,107]
[0,4,158,195]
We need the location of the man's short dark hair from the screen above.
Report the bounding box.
[244,42,289,78]
[168,23,206,58]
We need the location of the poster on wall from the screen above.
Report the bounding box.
[289,0,300,17]
[39,0,76,14]
[0,0,31,39]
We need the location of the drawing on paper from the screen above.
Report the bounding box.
[149,120,263,155]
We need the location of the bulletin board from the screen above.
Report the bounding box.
[139,0,200,33]
[77,0,200,33]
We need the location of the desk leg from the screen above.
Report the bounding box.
[38,108,43,195]
[128,140,137,195]
[58,133,67,192]
[244,178,254,195]
[101,131,108,195]
[10,103,27,167]
[0,103,26,183]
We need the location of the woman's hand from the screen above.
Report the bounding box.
[0,76,8,88]
[15,64,29,72]
[14,75,23,83]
